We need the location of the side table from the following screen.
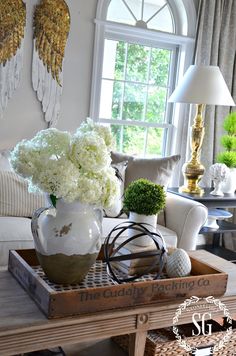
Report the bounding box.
[167,187,236,261]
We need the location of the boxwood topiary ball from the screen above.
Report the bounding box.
[123,178,166,216]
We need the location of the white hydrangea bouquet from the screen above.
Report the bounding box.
[10,119,119,208]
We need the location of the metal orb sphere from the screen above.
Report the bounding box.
[103,221,167,284]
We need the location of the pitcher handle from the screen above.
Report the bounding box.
[94,207,103,225]
[31,207,53,254]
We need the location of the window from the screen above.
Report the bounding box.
[100,39,176,156]
[91,0,196,157]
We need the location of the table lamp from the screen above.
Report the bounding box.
[168,65,235,194]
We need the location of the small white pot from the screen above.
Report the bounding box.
[128,212,157,247]
[221,168,236,194]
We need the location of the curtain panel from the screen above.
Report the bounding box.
[194,0,236,185]
[193,0,236,249]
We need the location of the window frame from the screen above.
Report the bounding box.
[90,0,196,157]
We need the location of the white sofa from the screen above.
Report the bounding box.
[0,149,208,267]
[0,192,208,267]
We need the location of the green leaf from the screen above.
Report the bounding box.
[216,151,236,168]
[223,112,236,135]
[221,135,236,151]
[50,194,58,208]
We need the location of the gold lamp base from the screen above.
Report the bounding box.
[180,161,205,195]
[180,103,206,195]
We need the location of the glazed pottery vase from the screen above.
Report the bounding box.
[128,212,157,247]
[31,199,102,284]
[221,168,236,194]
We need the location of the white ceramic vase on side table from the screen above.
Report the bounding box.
[221,168,236,194]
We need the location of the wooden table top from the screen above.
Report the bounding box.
[1,250,236,355]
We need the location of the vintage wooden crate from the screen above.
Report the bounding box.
[8,249,228,319]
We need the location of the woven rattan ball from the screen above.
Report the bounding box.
[166,248,191,278]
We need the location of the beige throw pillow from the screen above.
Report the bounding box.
[0,171,46,217]
[111,152,181,188]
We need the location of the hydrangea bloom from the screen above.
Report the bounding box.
[66,169,119,208]
[10,140,42,178]
[71,132,111,172]
[33,158,81,198]
[78,118,114,149]
[100,167,120,208]
[10,122,119,208]
[31,128,71,157]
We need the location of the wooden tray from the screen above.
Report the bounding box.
[8,249,228,319]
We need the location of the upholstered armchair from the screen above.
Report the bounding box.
[102,192,208,252]
[164,192,208,250]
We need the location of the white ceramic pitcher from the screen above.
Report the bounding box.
[31,199,102,284]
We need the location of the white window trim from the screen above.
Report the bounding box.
[90,0,196,157]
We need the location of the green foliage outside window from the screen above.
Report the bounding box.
[126,44,149,82]
[111,125,163,156]
[109,40,171,156]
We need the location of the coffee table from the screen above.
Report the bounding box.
[1,250,236,356]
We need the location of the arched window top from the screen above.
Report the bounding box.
[96,0,196,37]
[107,0,174,33]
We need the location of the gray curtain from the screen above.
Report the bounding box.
[193,0,236,248]
[193,0,236,185]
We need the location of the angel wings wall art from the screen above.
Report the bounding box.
[0,0,26,118]
[32,0,70,126]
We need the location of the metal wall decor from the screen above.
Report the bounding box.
[0,0,26,118]
[32,0,70,126]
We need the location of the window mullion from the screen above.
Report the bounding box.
[100,118,172,129]
[120,125,124,152]
[121,0,137,22]
[165,47,178,125]
[141,0,144,21]
[143,47,152,122]
[119,42,128,120]
[144,127,148,156]
[143,48,152,156]
[145,4,168,25]
[119,42,128,151]
[103,76,154,88]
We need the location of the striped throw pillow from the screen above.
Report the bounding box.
[0,171,46,217]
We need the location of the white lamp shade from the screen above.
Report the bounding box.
[169,65,235,106]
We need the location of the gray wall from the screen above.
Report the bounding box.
[0,0,97,149]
